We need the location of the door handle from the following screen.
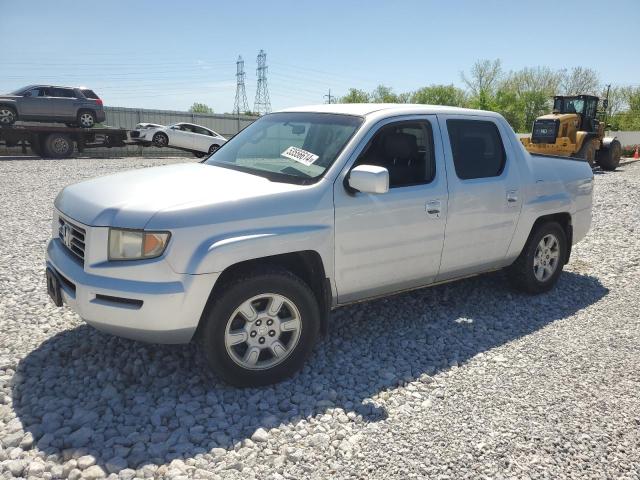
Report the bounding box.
[426,200,442,218]
[506,190,519,204]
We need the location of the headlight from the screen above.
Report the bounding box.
[108,229,170,260]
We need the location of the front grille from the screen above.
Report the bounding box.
[58,216,86,264]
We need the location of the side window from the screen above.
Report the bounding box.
[446,119,505,180]
[25,87,45,97]
[193,126,212,136]
[355,120,435,188]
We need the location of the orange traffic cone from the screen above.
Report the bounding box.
[635,145,639,160]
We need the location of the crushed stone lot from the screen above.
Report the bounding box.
[0,156,639,480]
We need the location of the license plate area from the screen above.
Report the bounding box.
[46,267,63,307]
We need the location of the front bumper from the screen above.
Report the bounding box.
[46,238,218,344]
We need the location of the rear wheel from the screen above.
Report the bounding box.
[43,133,74,159]
[208,144,220,154]
[77,110,96,128]
[201,268,320,387]
[193,151,205,158]
[596,139,621,171]
[576,140,596,167]
[507,221,567,294]
[152,132,168,147]
[0,106,17,125]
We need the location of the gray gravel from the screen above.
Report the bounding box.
[0,156,639,479]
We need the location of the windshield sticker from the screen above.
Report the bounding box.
[281,146,319,166]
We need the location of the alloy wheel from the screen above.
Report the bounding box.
[224,293,302,370]
[533,233,560,282]
[79,113,94,128]
[0,108,15,124]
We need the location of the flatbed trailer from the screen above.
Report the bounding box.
[0,124,129,158]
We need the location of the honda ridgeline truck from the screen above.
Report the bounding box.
[46,104,594,386]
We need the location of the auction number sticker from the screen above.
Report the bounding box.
[281,146,319,166]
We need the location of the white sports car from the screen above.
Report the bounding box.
[131,122,227,157]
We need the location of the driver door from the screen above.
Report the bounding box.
[19,87,52,117]
[333,115,448,303]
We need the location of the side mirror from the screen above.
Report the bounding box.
[348,165,389,194]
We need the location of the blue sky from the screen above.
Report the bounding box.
[2,0,638,112]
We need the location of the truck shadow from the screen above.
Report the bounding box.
[11,270,607,473]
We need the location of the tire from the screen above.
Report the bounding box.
[0,106,17,125]
[576,139,596,167]
[43,133,74,159]
[208,144,220,155]
[596,139,621,171]
[152,132,169,147]
[193,151,206,158]
[77,110,96,128]
[201,267,320,387]
[507,221,567,294]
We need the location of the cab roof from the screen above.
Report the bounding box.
[277,103,500,119]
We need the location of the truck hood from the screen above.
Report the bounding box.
[55,163,304,228]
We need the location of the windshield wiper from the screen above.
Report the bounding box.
[208,162,311,185]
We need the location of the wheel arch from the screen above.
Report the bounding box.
[529,212,573,264]
[195,250,331,339]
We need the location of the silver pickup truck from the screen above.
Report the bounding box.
[46,104,593,386]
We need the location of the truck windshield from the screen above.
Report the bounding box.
[205,112,363,184]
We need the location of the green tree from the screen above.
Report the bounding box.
[411,84,467,107]
[189,102,214,114]
[560,67,600,95]
[370,85,399,103]
[340,88,370,103]
[461,59,502,109]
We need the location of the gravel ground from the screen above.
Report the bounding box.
[0,156,639,480]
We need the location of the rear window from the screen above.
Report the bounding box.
[81,89,99,99]
[446,119,506,180]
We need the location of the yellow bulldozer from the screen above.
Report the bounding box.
[520,94,622,171]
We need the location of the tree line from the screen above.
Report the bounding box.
[340,59,640,132]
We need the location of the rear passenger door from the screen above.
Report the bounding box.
[191,125,215,152]
[334,115,448,303]
[436,115,522,281]
[49,87,77,119]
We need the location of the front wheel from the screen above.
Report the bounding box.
[201,268,320,387]
[0,106,17,125]
[507,222,567,294]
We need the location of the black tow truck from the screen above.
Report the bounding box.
[0,124,129,158]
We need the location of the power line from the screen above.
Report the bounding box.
[253,50,271,115]
[233,55,249,115]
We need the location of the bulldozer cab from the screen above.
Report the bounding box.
[552,95,599,131]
